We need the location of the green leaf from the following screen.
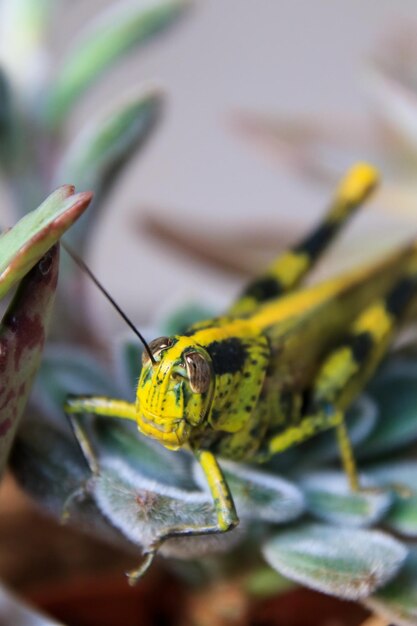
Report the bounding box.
[45,0,190,127]
[359,358,417,458]
[0,247,59,475]
[113,335,144,400]
[262,522,407,600]
[194,460,305,524]
[367,461,417,537]
[11,421,130,549]
[0,186,92,300]
[161,302,215,336]
[0,0,55,97]
[366,550,417,626]
[300,470,393,527]
[33,344,118,422]
[55,90,162,247]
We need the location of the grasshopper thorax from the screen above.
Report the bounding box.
[136,336,214,450]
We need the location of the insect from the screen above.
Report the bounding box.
[65,162,417,584]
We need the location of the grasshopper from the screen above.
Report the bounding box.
[65,162,417,583]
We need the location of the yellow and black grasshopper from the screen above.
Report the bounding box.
[65,162,417,583]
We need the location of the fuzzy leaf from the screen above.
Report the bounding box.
[368,461,417,537]
[0,186,92,299]
[300,470,393,527]
[56,91,162,247]
[45,0,189,127]
[360,358,417,458]
[93,457,243,558]
[0,246,59,475]
[366,550,417,626]
[194,460,305,524]
[262,522,407,600]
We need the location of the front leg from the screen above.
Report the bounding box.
[127,449,239,585]
[64,395,137,473]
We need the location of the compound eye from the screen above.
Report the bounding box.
[142,336,172,365]
[185,352,212,393]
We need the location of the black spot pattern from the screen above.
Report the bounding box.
[348,331,374,364]
[206,338,248,375]
[242,277,283,303]
[386,276,417,318]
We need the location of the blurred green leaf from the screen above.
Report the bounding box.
[0,185,92,299]
[45,0,190,127]
[0,0,56,98]
[359,358,417,458]
[56,90,162,248]
[300,470,393,527]
[0,246,59,475]
[366,462,417,537]
[262,522,407,600]
[33,344,118,422]
[367,550,417,626]
[11,421,130,549]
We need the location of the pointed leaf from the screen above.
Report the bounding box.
[0,186,92,299]
[262,523,407,600]
[0,246,59,475]
[45,0,190,127]
[300,470,393,527]
[194,460,305,524]
[55,91,162,247]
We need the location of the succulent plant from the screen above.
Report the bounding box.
[0,0,190,623]
[7,297,417,626]
[2,4,416,626]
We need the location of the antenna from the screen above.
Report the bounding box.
[62,240,156,365]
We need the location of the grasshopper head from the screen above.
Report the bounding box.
[136,336,214,450]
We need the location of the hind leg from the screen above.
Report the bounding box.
[230,163,378,315]
[267,269,417,489]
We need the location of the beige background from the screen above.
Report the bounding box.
[51,1,417,335]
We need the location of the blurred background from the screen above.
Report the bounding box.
[40,1,417,333]
[1,0,417,623]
